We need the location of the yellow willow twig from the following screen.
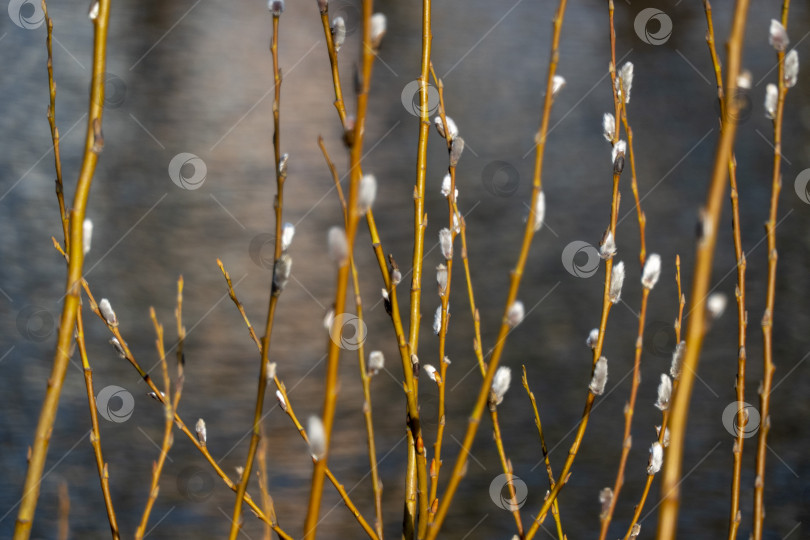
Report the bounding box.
[599,43,651,535]
[257,429,277,540]
[78,280,292,539]
[14,3,110,538]
[135,309,177,540]
[702,2,749,537]
[43,2,68,250]
[656,0,751,536]
[304,0,384,535]
[428,1,568,537]
[229,8,286,537]
[75,304,120,539]
[623,256,685,540]
[324,140,384,538]
[754,3,791,538]
[316,0,348,128]
[521,368,564,540]
[57,481,69,540]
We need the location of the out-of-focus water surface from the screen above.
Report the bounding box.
[2,1,810,538]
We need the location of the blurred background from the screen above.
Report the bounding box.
[2,0,810,538]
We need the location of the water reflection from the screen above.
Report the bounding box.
[2,1,809,538]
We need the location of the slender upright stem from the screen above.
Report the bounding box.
[14,3,110,537]
[656,1,751,536]
[753,4,790,538]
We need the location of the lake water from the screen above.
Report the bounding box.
[2,1,809,538]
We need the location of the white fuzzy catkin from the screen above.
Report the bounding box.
[433,305,444,335]
[611,140,627,166]
[109,337,126,359]
[609,261,625,304]
[281,222,295,252]
[506,301,525,328]
[88,1,99,20]
[83,219,93,255]
[707,292,727,319]
[586,328,599,349]
[266,362,277,381]
[423,364,439,382]
[436,264,448,296]
[268,0,284,15]
[600,231,616,259]
[195,418,207,445]
[307,416,326,460]
[449,137,465,167]
[784,50,799,88]
[765,84,778,119]
[358,174,377,212]
[275,389,287,412]
[434,116,459,141]
[641,253,662,290]
[551,75,566,97]
[328,226,348,263]
[441,174,458,200]
[670,340,685,380]
[99,298,118,326]
[491,366,512,405]
[368,351,384,375]
[769,19,789,51]
[332,17,346,51]
[656,425,671,447]
[618,62,634,104]
[272,254,292,293]
[655,373,672,411]
[439,228,453,260]
[370,13,387,48]
[589,357,608,395]
[602,113,615,142]
[647,442,663,475]
[533,191,546,232]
